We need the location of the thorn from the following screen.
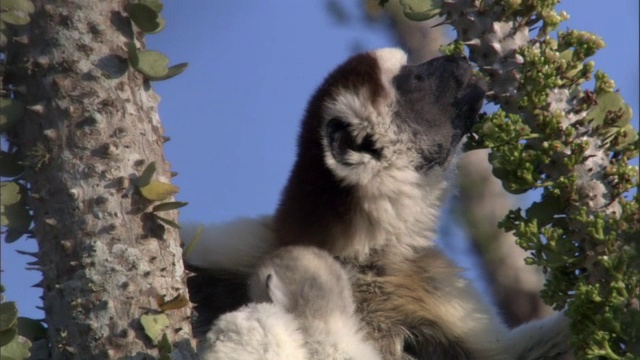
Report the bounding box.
[26,259,41,266]
[32,280,45,288]
[16,250,39,258]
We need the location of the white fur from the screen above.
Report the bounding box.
[198,303,309,360]
[320,70,445,260]
[181,216,276,273]
[507,312,573,360]
[199,246,381,360]
[252,246,382,360]
[303,313,382,360]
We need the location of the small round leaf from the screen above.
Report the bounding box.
[0,152,25,178]
[0,182,21,206]
[139,180,179,201]
[135,50,170,78]
[0,98,25,132]
[126,3,164,33]
[0,301,18,331]
[0,334,32,359]
[0,327,17,347]
[0,9,30,25]
[399,0,442,21]
[140,0,164,13]
[1,0,35,14]
[16,318,47,341]
[140,314,169,345]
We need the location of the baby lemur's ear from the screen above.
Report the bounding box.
[265,272,290,309]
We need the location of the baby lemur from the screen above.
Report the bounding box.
[199,246,380,360]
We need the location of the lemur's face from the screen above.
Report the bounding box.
[276,48,486,255]
[316,48,486,186]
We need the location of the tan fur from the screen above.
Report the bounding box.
[343,248,511,359]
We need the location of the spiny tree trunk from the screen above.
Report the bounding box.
[8,1,195,358]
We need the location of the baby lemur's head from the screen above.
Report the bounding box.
[249,246,354,319]
[274,48,486,258]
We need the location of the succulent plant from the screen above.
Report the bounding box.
[397,0,639,358]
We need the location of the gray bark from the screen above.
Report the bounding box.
[8,1,195,358]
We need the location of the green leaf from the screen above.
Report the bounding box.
[139,181,179,201]
[0,302,18,331]
[0,326,17,347]
[152,201,188,212]
[135,50,170,78]
[147,62,188,81]
[157,332,172,360]
[182,224,203,258]
[0,334,31,360]
[125,3,165,33]
[126,41,140,68]
[0,20,11,47]
[139,314,169,345]
[127,42,187,81]
[0,152,24,178]
[0,98,25,132]
[0,8,30,26]
[0,182,21,206]
[136,161,157,187]
[0,0,35,14]
[399,0,442,21]
[585,92,632,128]
[4,227,28,243]
[16,318,46,341]
[153,214,181,229]
[146,16,165,34]
[1,202,32,243]
[140,0,164,13]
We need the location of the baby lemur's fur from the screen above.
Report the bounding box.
[184,48,571,359]
[199,246,380,360]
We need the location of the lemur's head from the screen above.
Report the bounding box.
[249,246,355,319]
[275,48,486,258]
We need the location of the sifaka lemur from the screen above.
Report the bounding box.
[184,48,572,360]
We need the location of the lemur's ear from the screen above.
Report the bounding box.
[266,272,289,309]
[325,117,381,165]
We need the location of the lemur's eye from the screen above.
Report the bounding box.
[325,118,381,164]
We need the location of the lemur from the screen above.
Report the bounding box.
[199,246,380,360]
[184,48,572,360]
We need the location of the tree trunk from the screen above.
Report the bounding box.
[8,1,195,358]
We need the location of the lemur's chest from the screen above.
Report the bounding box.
[341,251,472,360]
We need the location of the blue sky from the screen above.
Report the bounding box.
[2,1,638,320]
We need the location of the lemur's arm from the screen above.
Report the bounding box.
[181,215,276,274]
